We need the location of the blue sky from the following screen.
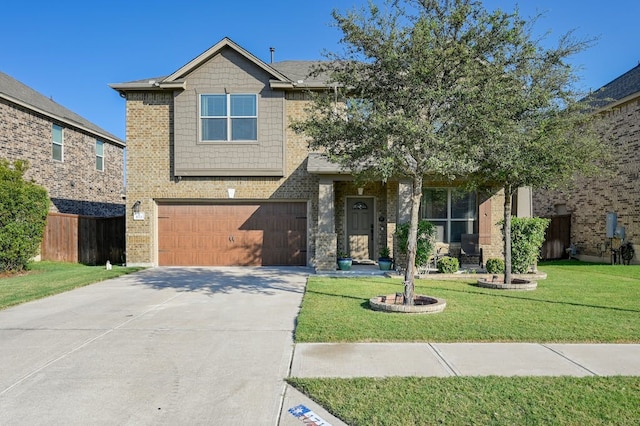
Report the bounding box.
[2,0,639,140]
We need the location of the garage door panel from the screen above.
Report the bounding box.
[158,203,306,266]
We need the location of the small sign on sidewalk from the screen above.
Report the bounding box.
[288,404,332,426]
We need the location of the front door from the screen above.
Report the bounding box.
[346,197,374,261]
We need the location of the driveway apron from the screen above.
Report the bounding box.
[0,267,309,425]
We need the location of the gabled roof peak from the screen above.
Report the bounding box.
[163,37,290,84]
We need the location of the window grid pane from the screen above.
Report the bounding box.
[202,118,227,141]
[201,95,226,117]
[422,188,477,243]
[200,94,257,141]
[95,140,104,171]
[52,124,63,161]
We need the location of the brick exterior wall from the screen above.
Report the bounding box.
[0,98,124,217]
[533,98,640,263]
[124,88,317,266]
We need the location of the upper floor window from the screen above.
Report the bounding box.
[421,188,477,243]
[95,140,104,171]
[52,124,63,161]
[200,94,257,141]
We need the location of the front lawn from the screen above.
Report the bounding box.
[291,262,640,425]
[288,376,640,426]
[295,262,640,343]
[0,261,144,310]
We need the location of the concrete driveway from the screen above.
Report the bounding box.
[0,267,310,425]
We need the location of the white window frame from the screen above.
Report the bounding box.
[52,124,63,161]
[421,187,477,243]
[95,140,104,171]
[199,93,258,142]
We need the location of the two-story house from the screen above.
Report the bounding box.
[534,64,640,263]
[0,71,125,217]
[111,37,529,270]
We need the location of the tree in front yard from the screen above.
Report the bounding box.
[293,0,582,303]
[0,159,49,272]
[464,14,609,284]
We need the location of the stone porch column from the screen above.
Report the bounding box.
[315,178,337,271]
[398,180,412,223]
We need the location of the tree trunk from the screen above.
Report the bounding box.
[403,175,423,305]
[503,185,513,285]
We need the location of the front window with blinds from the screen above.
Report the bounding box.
[200,94,257,141]
[52,124,63,161]
[422,188,477,243]
[95,140,104,171]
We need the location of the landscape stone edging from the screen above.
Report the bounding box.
[369,294,447,314]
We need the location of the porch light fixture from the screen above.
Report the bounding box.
[227,188,236,198]
[357,187,364,195]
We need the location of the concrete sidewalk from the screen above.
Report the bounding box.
[279,343,640,425]
[290,342,640,378]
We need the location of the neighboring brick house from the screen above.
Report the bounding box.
[0,71,125,217]
[533,64,640,263]
[111,37,530,269]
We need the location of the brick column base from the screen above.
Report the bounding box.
[315,232,337,271]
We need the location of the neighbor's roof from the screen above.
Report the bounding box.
[587,63,640,109]
[110,38,332,93]
[0,71,124,147]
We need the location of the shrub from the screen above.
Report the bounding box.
[0,160,49,272]
[485,258,505,274]
[437,256,459,273]
[395,220,435,267]
[509,217,550,273]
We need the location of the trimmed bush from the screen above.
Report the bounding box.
[437,256,459,273]
[395,220,435,267]
[0,160,49,272]
[485,258,505,274]
[510,217,550,273]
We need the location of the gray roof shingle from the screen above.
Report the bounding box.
[587,63,640,107]
[0,71,124,146]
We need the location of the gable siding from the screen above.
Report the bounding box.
[173,47,285,176]
[0,98,125,217]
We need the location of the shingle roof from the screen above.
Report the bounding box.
[0,71,124,147]
[270,61,329,86]
[587,63,640,107]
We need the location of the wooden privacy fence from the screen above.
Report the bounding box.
[41,213,125,265]
[540,214,571,260]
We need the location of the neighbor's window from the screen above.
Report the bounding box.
[52,124,63,161]
[95,140,104,171]
[422,188,477,243]
[200,94,257,141]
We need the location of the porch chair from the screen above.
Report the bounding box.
[459,233,483,267]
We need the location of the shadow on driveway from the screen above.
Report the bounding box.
[126,266,312,296]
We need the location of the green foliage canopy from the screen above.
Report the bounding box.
[0,160,49,272]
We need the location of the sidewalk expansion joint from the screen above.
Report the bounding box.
[427,344,459,376]
[541,344,598,376]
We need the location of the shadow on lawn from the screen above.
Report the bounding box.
[427,285,640,314]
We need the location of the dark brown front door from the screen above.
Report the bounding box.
[346,197,374,260]
[158,203,306,266]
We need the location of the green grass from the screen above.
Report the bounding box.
[291,261,640,425]
[288,376,640,426]
[0,261,144,310]
[295,261,640,343]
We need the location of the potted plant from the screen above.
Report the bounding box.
[378,246,393,270]
[337,252,352,271]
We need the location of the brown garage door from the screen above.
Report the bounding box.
[158,203,307,266]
